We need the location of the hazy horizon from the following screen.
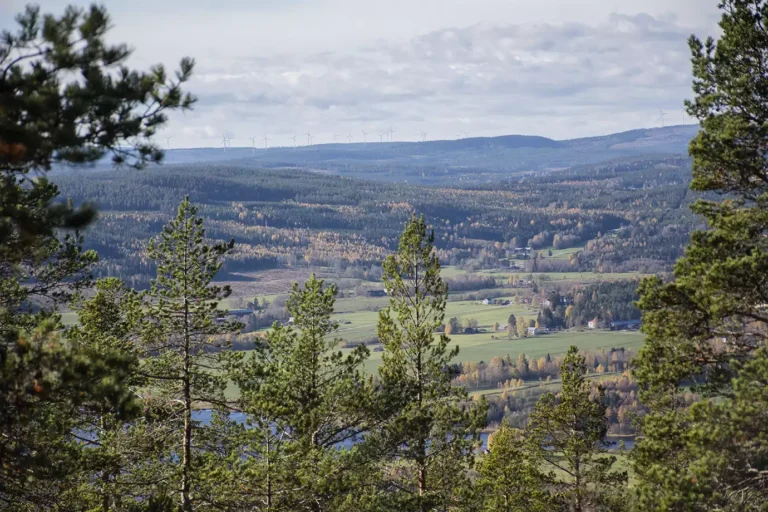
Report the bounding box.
[2,1,718,148]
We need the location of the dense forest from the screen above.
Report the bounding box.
[55,152,701,288]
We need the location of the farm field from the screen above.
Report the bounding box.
[439,264,648,285]
[223,329,645,397]
[362,330,645,374]
[333,297,534,344]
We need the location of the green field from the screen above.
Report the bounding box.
[440,265,647,285]
[357,330,644,374]
[224,329,644,397]
[333,297,535,343]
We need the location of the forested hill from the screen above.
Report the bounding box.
[56,125,697,186]
[57,153,702,287]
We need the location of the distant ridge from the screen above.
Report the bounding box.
[53,125,698,185]
[153,125,699,163]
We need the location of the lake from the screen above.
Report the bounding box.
[193,410,635,452]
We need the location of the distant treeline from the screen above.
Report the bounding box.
[56,155,700,283]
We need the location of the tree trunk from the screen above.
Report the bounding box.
[181,371,192,511]
[417,345,427,511]
[418,459,427,500]
[100,415,111,512]
[181,298,192,512]
[266,434,272,511]
[574,457,582,512]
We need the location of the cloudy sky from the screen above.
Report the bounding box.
[2,1,721,148]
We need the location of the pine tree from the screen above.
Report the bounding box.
[474,422,553,512]
[632,1,768,509]
[139,198,239,512]
[526,346,626,511]
[376,215,487,511]
[1,3,194,260]
[63,278,147,510]
[223,274,378,511]
[0,4,194,507]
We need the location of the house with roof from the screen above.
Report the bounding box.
[609,319,641,331]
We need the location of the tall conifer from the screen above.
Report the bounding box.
[140,197,238,511]
[377,215,486,511]
[634,1,768,508]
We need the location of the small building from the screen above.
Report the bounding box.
[226,309,254,317]
[541,299,552,308]
[610,320,641,331]
[527,327,539,336]
[588,320,598,329]
[482,298,496,305]
[366,289,387,298]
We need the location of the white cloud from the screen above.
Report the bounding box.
[3,1,721,147]
[167,11,710,147]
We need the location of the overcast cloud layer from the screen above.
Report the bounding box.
[2,1,721,147]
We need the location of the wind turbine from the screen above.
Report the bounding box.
[378,132,385,142]
[657,109,668,128]
[221,135,229,152]
[388,127,395,142]
[165,136,172,150]
[333,132,339,142]
[263,133,271,149]
[292,134,297,149]
[248,136,257,153]
[347,132,353,143]
[361,130,368,145]
[420,130,427,142]
[456,132,463,140]
[305,131,313,146]
[681,107,688,125]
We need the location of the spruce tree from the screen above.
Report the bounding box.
[221,274,378,511]
[377,215,487,511]
[632,1,768,508]
[139,197,239,511]
[526,346,626,511]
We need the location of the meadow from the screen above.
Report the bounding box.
[223,329,645,398]
[354,330,644,375]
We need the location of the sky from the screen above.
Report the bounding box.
[1,1,722,148]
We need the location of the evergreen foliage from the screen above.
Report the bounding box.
[527,346,627,511]
[633,1,768,508]
[139,197,239,511]
[474,422,553,511]
[376,215,487,511]
[0,3,193,508]
[222,274,379,511]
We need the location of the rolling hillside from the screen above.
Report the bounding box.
[55,125,698,185]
